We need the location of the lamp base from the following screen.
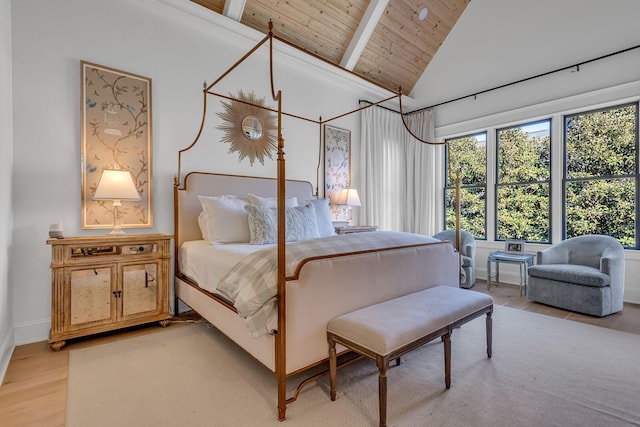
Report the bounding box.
[108,226,126,235]
[108,202,127,235]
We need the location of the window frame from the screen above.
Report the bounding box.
[562,102,640,248]
[444,131,488,240]
[494,118,552,244]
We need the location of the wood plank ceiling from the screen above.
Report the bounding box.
[191,0,470,95]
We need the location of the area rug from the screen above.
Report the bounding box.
[66,305,640,427]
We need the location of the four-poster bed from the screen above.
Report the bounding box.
[173,23,462,421]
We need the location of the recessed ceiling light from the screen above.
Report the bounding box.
[418,7,428,21]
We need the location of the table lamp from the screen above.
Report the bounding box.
[336,187,361,225]
[93,169,141,235]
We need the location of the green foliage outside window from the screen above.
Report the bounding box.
[445,134,486,239]
[497,123,551,242]
[445,187,486,238]
[497,184,549,241]
[443,104,637,247]
[565,105,637,247]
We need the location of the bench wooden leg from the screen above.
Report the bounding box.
[443,333,451,389]
[377,357,388,427]
[328,336,337,401]
[486,311,493,358]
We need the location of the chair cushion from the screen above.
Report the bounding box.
[461,255,472,267]
[528,264,610,287]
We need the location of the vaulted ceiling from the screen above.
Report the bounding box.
[191,0,470,95]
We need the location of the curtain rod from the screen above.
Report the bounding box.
[358,99,401,115]
[409,43,640,114]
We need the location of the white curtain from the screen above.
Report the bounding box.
[359,105,444,235]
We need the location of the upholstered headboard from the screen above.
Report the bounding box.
[174,172,315,249]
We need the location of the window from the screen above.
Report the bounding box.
[564,103,639,248]
[445,132,486,239]
[496,119,551,243]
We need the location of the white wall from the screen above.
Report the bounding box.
[413,0,640,127]
[0,0,14,380]
[9,0,392,345]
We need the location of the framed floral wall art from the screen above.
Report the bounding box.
[324,125,351,221]
[81,61,153,230]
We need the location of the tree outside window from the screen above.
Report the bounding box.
[564,104,638,248]
[496,120,551,243]
[445,132,486,239]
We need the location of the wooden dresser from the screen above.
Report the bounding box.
[47,234,172,350]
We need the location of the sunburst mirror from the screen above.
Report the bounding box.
[217,90,277,166]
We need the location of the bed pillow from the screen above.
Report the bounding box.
[247,193,298,209]
[198,195,250,243]
[302,199,336,237]
[197,211,209,241]
[245,203,320,245]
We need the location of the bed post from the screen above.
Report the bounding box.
[270,21,288,421]
[443,142,462,286]
[173,177,180,316]
[455,171,461,252]
[276,91,287,421]
[455,171,462,287]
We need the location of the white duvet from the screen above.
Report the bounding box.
[179,240,273,294]
[183,232,442,337]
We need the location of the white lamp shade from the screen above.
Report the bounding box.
[93,169,141,201]
[336,188,361,207]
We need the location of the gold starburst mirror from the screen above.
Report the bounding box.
[217,90,277,166]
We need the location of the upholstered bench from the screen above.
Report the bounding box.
[327,286,493,427]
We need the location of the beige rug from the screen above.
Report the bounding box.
[67,305,640,427]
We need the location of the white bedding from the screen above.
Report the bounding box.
[179,240,273,294]
[181,232,445,337]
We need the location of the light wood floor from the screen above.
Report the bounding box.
[1,281,639,427]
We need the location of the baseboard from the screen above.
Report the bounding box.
[478,269,523,287]
[623,287,640,305]
[14,318,50,346]
[0,326,15,385]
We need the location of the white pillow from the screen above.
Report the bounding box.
[197,211,209,241]
[247,193,298,209]
[198,195,250,244]
[303,199,336,237]
[245,203,320,245]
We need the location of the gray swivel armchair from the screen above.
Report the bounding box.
[527,234,625,317]
[433,229,476,288]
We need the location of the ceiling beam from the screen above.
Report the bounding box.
[340,0,389,70]
[223,0,246,22]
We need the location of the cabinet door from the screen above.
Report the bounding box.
[65,266,117,330]
[120,262,161,320]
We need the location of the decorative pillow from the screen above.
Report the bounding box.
[245,203,320,245]
[198,195,250,243]
[303,199,336,237]
[197,211,209,241]
[247,193,298,209]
